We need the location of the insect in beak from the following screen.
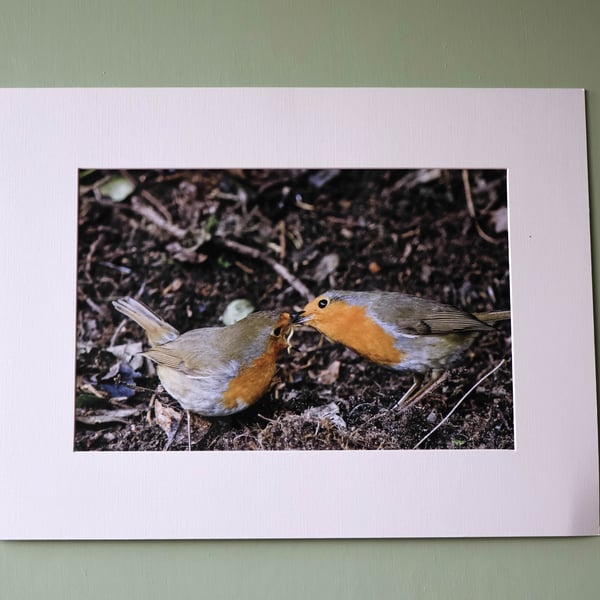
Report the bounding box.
[285,327,295,353]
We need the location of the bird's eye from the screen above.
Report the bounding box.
[272,326,282,336]
[318,298,329,309]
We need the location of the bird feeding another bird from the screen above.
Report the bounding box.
[110,289,509,448]
[291,290,510,407]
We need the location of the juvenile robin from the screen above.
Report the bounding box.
[291,290,510,407]
[113,297,293,448]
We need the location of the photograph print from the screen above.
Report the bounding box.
[75,168,512,451]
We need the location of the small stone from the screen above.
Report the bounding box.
[426,410,438,423]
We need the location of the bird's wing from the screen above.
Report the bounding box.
[370,294,492,335]
[143,328,234,376]
[395,311,492,335]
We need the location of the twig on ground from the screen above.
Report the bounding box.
[84,295,105,315]
[217,238,312,300]
[130,196,188,239]
[109,318,129,348]
[126,196,311,299]
[462,169,499,245]
[140,189,176,225]
[84,233,105,281]
[412,359,506,449]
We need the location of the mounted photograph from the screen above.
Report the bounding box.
[75,167,512,451]
[2,87,596,539]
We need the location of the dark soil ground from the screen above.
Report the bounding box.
[75,168,512,451]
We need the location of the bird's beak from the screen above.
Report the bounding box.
[291,311,308,325]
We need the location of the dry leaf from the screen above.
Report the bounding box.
[162,277,184,295]
[153,400,212,445]
[153,399,182,438]
[302,402,347,430]
[490,207,508,233]
[78,381,109,399]
[313,253,340,283]
[166,241,209,264]
[308,169,340,189]
[221,298,255,325]
[317,360,341,384]
[107,342,144,370]
[76,408,140,427]
[99,176,135,202]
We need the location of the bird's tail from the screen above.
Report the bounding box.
[113,297,179,346]
[473,309,511,324]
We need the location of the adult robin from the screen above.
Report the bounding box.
[113,297,294,448]
[291,290,510,407]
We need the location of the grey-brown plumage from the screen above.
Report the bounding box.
[293,289,510,407]
[112,297,293,417]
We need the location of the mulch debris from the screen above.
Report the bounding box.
[75,168,512,451]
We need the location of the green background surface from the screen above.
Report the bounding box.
[1,1,599,598]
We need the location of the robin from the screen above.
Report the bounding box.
[113,297,294,448]
[291,290,510,407]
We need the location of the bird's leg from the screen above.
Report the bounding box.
[186,410,191,451]
[162,408,201,451]
[392,375,423,409]
[404,370,450,409]
[393,370,450,410]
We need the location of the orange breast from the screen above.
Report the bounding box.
[312,303,405,366]
[221,344,279,410]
